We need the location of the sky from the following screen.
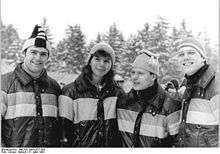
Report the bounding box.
[1,0,219,45]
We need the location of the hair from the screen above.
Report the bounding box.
[82,50,114,84]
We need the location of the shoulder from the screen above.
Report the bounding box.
[47,75,61,89]
[61,81,77,95]
[1,71,16,92]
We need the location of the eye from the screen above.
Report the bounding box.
[177,53,184,57]
[40,52,48,57]
[104,59,111,63]
[188,51,196,55]
[30,50,37,55]
[94,57,100,61]
[130,70,135,75]
[138,72,144,75]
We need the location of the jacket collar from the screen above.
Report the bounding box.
[15,63,48,86]
[196,65,215,88]
[130,82,164,111]
[185,64,215,89]
[74,71,115,96]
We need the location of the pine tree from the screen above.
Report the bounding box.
[6,39,24,66]
[121,34,142,78]
[105,23,125,75]
[56,24,86,73]
[137,22,150,49]
[1,23,20,59]
[149,16,170,54]
[197,31,219,70]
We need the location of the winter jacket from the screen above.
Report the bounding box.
[117,82,181,147]
[58,72,125,147]
[1,63,61,147]
[177,64,219,147]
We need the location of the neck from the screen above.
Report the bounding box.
[22,63,43,79]
[136,81,158,100]
[91,74,102,86]
[185,63,209,84]
[185,62,206,76]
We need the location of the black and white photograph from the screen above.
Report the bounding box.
[1,0,219,153]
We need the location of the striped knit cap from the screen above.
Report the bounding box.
[176,37,206,58]
[22,25,51,55]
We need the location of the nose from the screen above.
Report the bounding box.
[98,60,106,66]
[180,53,188,61]
[35,53,41,59]
[131,72,138,80]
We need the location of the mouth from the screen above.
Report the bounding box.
[96,68,106,72]
[31,61,43,66]
[183,62,194,66]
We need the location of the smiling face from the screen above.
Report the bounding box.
[130,67,156,90]
[176,46,205,75]
[90,52,112,82]
[23,46,49,75]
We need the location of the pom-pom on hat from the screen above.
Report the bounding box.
[176,37,206,59]
[132,49,160,76]
[21,24,51,55]
[89,42,116,64]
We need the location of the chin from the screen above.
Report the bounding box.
[31,68,43,73]
[184,67,200,76]
[133,86,144,91]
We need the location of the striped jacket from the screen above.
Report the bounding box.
[177,64,219,147]
[1,64,61,147]
[117,83,181,147]
[58,72,125,147]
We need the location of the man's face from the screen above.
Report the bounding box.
[90,55,112,81]
[176,46,205,75]
[23,46,49,74]
[130,67,155,90]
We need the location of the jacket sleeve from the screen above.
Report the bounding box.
[208,75,219,123]
[1,75,9,147]
[1,91,7,147]
[115,85,128,108]
[58,87,75,147]
[163,96,181,147]
[1,90,7,117]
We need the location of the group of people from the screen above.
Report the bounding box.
[1,25,219,147]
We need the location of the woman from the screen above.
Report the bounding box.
[58,42,125,147]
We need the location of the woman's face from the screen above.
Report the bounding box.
[90,54,112,81]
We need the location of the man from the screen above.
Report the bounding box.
[174,37,219,147]
[117,50,181,147]
[1,25,61,147]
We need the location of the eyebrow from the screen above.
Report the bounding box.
[94,55,111,60]
[30,49,48,53]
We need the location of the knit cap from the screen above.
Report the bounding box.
[176,37,206,58]
[132,49,159,75]
[89,42,115,64]
[21,24,51,55]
